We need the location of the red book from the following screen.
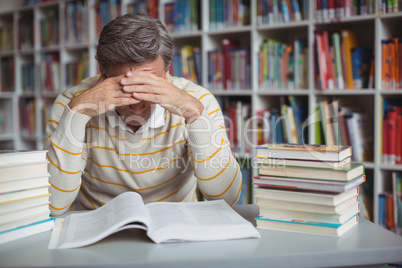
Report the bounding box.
[383,115,389,163]
[395,110,402,164]
[398,38,402,89]
[388,107,398,165]
[222,39,236,89]
[322,30,335,90]
[315,31,328,89]
[394,38,399,89]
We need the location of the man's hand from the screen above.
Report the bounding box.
[120,71,204,124]
[68,74,141,117]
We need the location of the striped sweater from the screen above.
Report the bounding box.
[45,75,242,215]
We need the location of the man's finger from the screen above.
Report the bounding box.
[132,92,160,103]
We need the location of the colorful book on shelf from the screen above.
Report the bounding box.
[255,214,358,237]
[392,172,402,235]
[258,201,360,224]
[254,186,359,206]
[341,29,359,89]
[255,143,352,162]
[258,162,364,182]
[252,175,366,193]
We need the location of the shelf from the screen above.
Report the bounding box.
[170,31,203,39]
[379,164,402,171]
[315,14,376,25]
[0,133,14,141]
[64,43,91,51]
[208,26,253,35]
[380,90,402,95]
[0,92,15,99]
[258,90,309,96]
[211,90,253,96]
[315,90,376,96]
[257,20,310,30]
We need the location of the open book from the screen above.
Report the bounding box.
[48,192,260,249]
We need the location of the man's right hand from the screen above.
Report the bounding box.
[68,74,140,117]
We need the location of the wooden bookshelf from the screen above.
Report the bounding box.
[0,0,402,231]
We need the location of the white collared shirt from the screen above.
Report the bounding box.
[105,104,165,134]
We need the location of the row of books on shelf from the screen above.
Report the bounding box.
[127,0,159,18]
[257,0,309,25]
[164,0,199,32]
[19,14,34,50]
[258,38,308,91]
[1,57,14,92]
[315,0,376,23]
[382,38,402,90]
[209,0,251,30]
[315,98,373,162]
[40,9,59,48]
[378,171,402,235]
[218,97,252,155]
[65,0,89,45]
[256,96,308,145]
[0,23,13,52]
[65,53,89,89]
[95,0,122,37]
[170,45,202,85]
[0,150,54,245]
[208,39,251,90]
[41,54,60,93]
[0,104,7,134]
[382,104,402,165]
[19,98,36,137]
[23,0,55,5]
[254,143,363,236]
[22,64,35,93]
[315,29,373,91]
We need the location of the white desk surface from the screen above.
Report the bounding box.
[1,204,402,268]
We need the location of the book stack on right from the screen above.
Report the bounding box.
[254,144,365,237]
[0,150,54,245]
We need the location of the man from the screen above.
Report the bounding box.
[45,13,242,215]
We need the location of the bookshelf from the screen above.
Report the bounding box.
[0,0,401,231]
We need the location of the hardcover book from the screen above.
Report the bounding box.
[256,143,352,161]
[258,201,360,224]
[254,186,359,206]
[255,195,358,214]
[253,175,365,193]
[258,162,364,182]
[255,214,359,237]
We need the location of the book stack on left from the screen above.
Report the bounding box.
[253,143,365,237]
[0,150,54,245]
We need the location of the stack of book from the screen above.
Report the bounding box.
[0,150,54,245]
[254,143,365,237]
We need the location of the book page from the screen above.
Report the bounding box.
[49,192,151,249]
[145,200,260,243]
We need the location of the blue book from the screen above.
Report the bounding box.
[255,215,359,236]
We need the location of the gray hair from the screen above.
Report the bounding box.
[96,12,174,72]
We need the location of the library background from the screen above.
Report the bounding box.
[0,0,401,235]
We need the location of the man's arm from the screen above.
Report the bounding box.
[185,88,242,206]
[120,73,242,206]
[45,75,140,215]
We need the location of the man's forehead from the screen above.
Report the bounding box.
[103,57,165,77]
